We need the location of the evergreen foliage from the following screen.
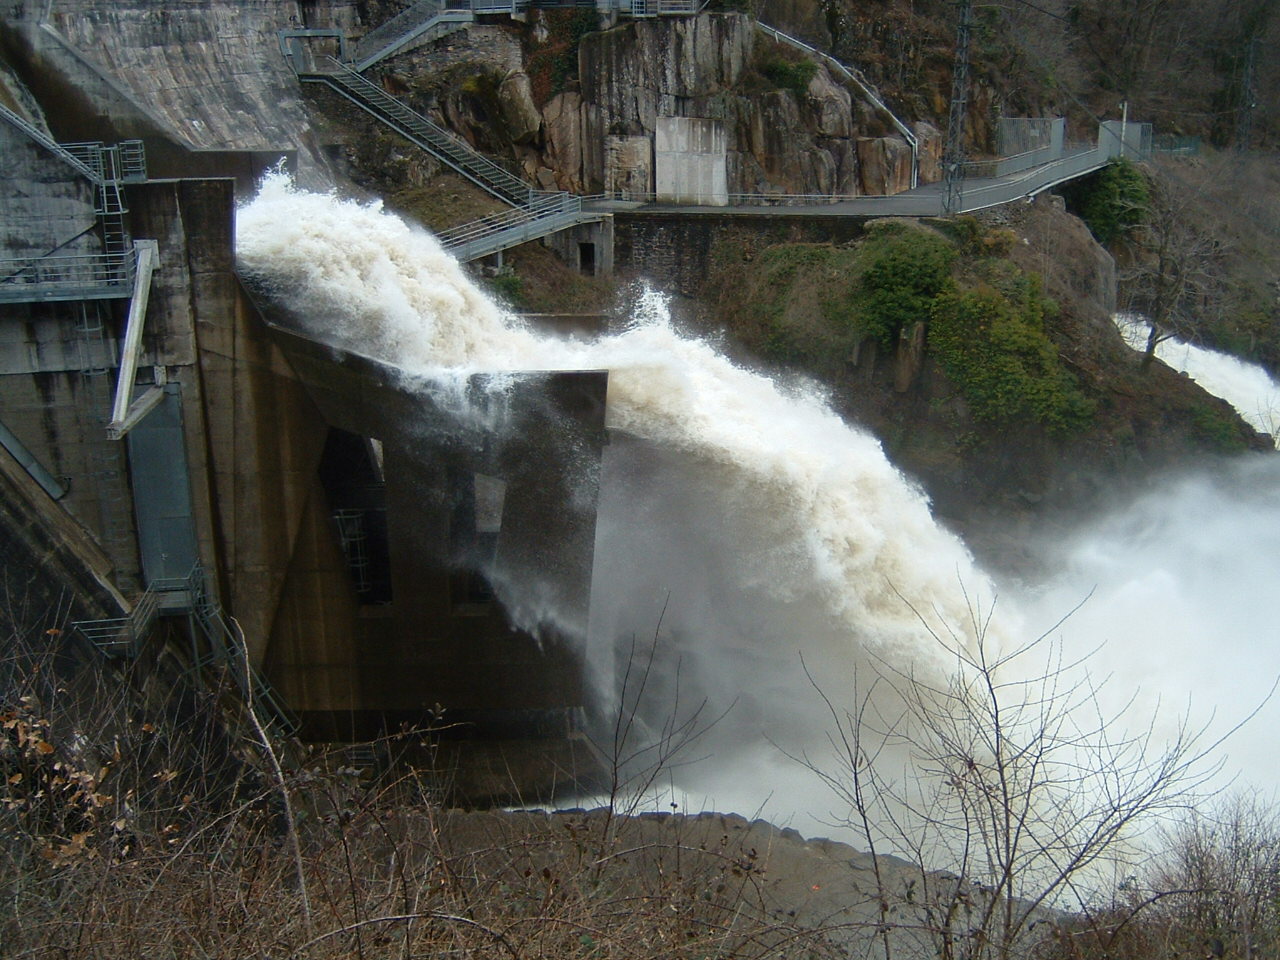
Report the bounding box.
[855,223,956,346]
[928,266,1093,432]
[1064,159,1150,247]
[758,56,819,98]
[715,220,1094,434]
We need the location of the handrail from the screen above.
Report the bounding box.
[441,198,605,262]
[0,249,137,303]
[73,582,161,656]
[756,23,919,190]
[354,0,475,70]
[0,102,103,183]
[302,57,532,204]
[74,564,299,736]
[437,193,582,245]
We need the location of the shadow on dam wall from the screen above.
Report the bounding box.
[0,131,611,799]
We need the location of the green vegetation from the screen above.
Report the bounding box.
[1189,401,1252,452]
[483,266,526,309]
[928,276,1094,432]
[855,222,955,346]
[712,219,1095,434]
[1062,158,1150,246]
[525,9,599,105]
[758,55,819,98]
[715,241,864,366]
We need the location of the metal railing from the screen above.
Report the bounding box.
[73,587,161,658]
[954,143,1111,212]
[438,192,601,258]
[962,142,1062,180]
[186,572,300,738]
[0,103,102,182]
[336,0,712,72]
[756,23,919,189]
[0,109,147,303]
[0,249,137,303]
[299,57,533,204]
[75,565,298,737]
[354,0,475,70]
[625,0,709,14]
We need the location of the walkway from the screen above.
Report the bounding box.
[351,0,710,72]
[282,8,1147,260]
[624,132,1132,219]
[287,55,608,255]
[0,103,147,304]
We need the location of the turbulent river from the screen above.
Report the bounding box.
[237,174,1280,835]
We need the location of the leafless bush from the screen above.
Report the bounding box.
[794,591,1269,960]
[0,602,848,959]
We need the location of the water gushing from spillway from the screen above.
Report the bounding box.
[1115,314,1280,444]
[237,174,1280,836]
[236,173,1007,818]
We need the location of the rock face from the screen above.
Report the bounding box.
[497,71,541,144]
[396,12,923,199]
[574,13,921,196]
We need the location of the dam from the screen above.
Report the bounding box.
[0,0,1150,799]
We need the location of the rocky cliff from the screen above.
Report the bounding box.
[376,12,937,197]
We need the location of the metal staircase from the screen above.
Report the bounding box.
[289,55,606,259]
[438,191,605,261]
[0,104,147,303]
[353,0,475,71]
[186,569,300,739]
[74,565,300,739]
[299,57,533,204]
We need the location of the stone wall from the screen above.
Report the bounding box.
[613,210,869,298]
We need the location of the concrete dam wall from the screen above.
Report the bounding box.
[0,0,616,798]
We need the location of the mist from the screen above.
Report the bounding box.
[236,175,1280,844]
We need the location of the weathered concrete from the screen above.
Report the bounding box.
[655,116,727,205]
[613,210,869,297]
[0,441,128,625]
[0,0,360,183]
[264,322,608,742]
[2,92,610,795]
[0,118,100,261]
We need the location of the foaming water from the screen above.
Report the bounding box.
[237,174,1003,828]
[1014,457,1280,797]
[237,175,1277,836]
[1115,314,1280,443]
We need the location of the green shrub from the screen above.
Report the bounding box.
[928,280,1094,432]
[1063,158,1150,246]
[1190,403,1250,452]
[484,268,525,308]
[856,224,956,346]
[759,56,819,98]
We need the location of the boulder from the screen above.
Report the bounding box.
[543,90,586,191]
[807,66,852,139]
[914,121,943,184]
[857,136,913,195]
[498,70,542,145]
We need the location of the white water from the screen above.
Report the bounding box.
[237,174,1279,838]
[1116,313,1280,443]
[237,174,1007,820]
